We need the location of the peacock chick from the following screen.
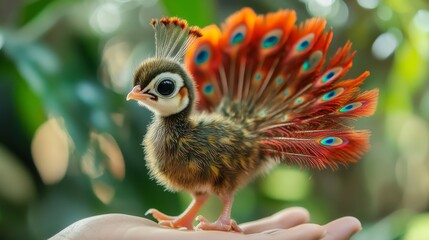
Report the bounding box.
[127,8,378,232]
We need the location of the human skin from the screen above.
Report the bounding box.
[50,207,362,240]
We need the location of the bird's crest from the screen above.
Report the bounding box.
[151,17,202,61]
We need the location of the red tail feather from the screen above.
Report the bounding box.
[184,8,378,169]
[260,130,370,169]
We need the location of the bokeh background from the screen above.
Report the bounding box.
[1,0,428,239]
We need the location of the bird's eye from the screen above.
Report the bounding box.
[156,79,176,97]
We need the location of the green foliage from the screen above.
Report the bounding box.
[161,0,216,26]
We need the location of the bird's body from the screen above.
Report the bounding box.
[145,111,261,195]
[127,8,378,232]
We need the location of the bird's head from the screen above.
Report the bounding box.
[127,58,195,117]
[127,17,201,117]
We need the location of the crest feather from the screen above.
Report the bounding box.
[151,17,202,61]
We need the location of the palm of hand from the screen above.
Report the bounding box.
[51,207,361,240]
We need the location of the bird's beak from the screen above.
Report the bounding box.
[126,86,150,101]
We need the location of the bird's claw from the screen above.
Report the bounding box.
[158,220,189,231]
[145,208,194,230]
[195,215,243,232]
[145,208,174,221]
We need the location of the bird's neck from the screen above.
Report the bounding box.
[155,104,193,130]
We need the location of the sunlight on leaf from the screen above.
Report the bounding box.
[404,213,429,240]
[396,115,429,210]
[0,146,36,204]
[260,167,310,201]
[31,117,71,184]
[81,131,125,180]
[92,180,115,204]
[89,2,122,34]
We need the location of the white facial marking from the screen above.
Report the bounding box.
[138,72,189,116]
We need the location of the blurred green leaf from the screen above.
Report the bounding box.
[160,0,216,26]
[387,0,414,14]
[18,0,56,25]
[394,43,426,92]
[259,167,311,201]
[404,213,429,240]
[14,76,46,136]
[3,35,58,98]
[17,0,74,41]
[0,146,36,204]
[355,209,415,240]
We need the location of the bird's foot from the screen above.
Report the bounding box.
[195,215,243,232]
[145,208,174,221]
[145,208,193,230]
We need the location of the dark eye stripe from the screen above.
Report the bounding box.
[144,89,158,101]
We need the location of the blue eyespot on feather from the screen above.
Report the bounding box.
[283,89,290,97]
[231,32,244,45]
[298,40,309,51]
[324,90,336,100]
[281,114,288,122]
[320,137,344,146]
[255,73,262,81]
[203,83,214,95]
[318,67,343,85]
[294,96,304,105]
[261,30,282,49]
[230,25,247,46]
[262,36,279,48]
[301,51,323,72]
[296,33,314,52]
[322,88,344,101]
[302,60,310,71]
[276,77,283,84]
[195,49,209,65]
[323,71,335,83]
[340,102,363,112]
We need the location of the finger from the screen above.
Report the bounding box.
[51,214,159,239]
[249,223,325,240]
[240,207,310,234]
[323,216,362,240]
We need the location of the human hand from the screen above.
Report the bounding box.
[50,207,361,240]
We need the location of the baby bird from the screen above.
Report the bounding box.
[127,8,378,232]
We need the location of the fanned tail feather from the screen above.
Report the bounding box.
[184,8,379,169]
[260,130,370,169]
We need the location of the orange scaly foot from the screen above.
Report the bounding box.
[195,192,242,232]
[145,208,174,221]
[145,209,192,229]
[145,192,209,230]
[145,209,190,229]
[195,215,242,232]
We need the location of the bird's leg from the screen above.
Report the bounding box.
[196,192,242,232]
[146,192,209,230]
